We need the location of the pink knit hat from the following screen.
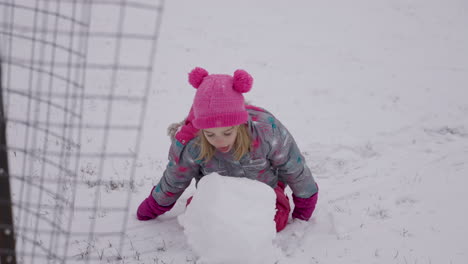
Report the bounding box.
[188,67,253,129]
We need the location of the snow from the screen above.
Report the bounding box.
[2,0,468,263]
[178,173,278,264]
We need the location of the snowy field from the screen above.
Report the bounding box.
[2,0,468,263]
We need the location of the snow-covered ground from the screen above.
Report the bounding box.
[2,0,468,263]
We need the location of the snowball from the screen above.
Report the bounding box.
[178,173,279,264]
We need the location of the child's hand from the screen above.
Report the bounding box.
[292,192,318,221]
[136,187,174,221]
[137,196,160,220]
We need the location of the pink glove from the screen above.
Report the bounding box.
[292,191,318,221]
[137,187,175,221]
[274,182,291,232]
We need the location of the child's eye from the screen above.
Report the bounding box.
[206,134,214,138]
[223,133,232,136]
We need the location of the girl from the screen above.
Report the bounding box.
[137,67,318,232]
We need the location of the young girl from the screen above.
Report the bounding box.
[137,67,319,232]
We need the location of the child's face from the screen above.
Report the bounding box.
[202,126,238,153]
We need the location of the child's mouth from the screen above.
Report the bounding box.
[218,145,230,153]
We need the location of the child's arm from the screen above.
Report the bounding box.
[137,139,200,220]
[267,118,318,221]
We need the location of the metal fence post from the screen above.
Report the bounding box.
[0,58,17,264]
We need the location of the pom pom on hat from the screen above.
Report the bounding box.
[188,67,209,89]
[233,69,253,93]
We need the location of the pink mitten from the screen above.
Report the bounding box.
[292,192,318,221]
[274,182,291,232]
[136,187,175,221]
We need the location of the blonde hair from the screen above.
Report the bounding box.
[197,124,252,162]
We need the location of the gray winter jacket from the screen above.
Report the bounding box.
[153,106,318,206]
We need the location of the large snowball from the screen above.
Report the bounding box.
[178,173,279,264]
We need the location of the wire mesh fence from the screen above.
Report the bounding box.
[0,0,165,262]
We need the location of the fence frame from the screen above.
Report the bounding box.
[0,58,17,264]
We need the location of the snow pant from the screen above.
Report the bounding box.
[185,181,291,233]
